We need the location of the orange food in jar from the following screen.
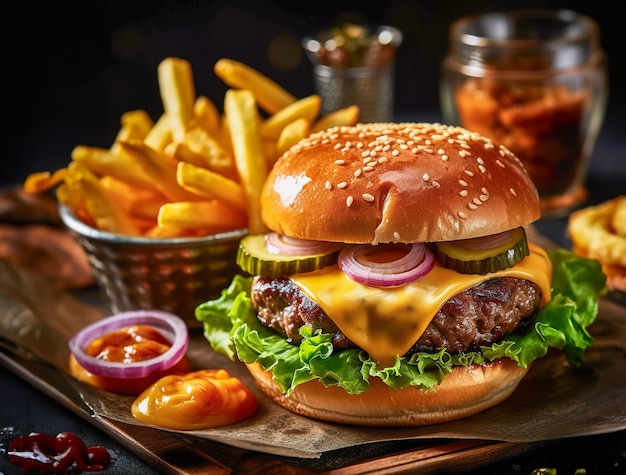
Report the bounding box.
[131,369,258,430]
[68,325,190,395]
[454,79,586,194]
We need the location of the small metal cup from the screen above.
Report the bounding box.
[312,62,394,123]
[59,204,247,328]
[303,25,402,123]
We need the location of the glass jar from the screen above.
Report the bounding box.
[441,9,608,218]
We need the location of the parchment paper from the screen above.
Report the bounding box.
[1,258,625,459]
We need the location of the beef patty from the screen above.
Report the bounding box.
[250,276,541,355]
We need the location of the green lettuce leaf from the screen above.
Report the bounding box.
[195,249,606,395]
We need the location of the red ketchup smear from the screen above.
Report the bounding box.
[7,431,111,473]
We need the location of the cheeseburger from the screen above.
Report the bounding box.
[196,122,605,426]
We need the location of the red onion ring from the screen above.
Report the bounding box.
[265,232,344,256]
[456,230,512,251]
[338,243,435,287]
[68,310,188,379]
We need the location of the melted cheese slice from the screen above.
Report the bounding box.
[292,242,552,366]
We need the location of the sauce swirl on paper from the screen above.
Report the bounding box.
[131,369,258,430]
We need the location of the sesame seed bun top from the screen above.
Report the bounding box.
[261,122,540,244]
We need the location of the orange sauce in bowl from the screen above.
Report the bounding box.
[69,324,190,395]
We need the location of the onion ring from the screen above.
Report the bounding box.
[265,232,343,256]
[455,231,512,251]
[68,310,188,379]
[338,243,435,287]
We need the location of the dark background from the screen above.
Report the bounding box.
[3,0,623,186]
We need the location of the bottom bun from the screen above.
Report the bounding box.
[247,359,529,427]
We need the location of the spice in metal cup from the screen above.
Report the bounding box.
[59,204,247,328]
[303,24,403,123]
[440,9,608,218]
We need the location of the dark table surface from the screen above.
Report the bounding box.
[2,106,626,475]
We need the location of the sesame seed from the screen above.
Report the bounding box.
[335,159,346,165]
[354,168,362,177]
[437,148,445,155]
[480,194,489,202]
[337,181,347,189]
[325,180,332,190]
[473,197,482,206]
[496,160,505,168]
[363,165,374,172]
[422,173,430,182]
[468,202,478,210]
[333,143,342,150]
[477,157,484,164]
[423,148,434,154]
[478,165,487,173]
[510,188,517,197]
[458,211,468,219]
[459,179,468,187]
[378,157,388,164]
[459,150,470,158]
[441,154,449,161]
[394,232,401,240]
[432,180,441,188]
[464,170,474,177]
[481,187,489,195]
[362,193,375,202]
[346,196,354,207]
[460,190,468,197]
[392,150,400,156]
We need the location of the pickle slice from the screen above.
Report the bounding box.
[435,227,529,275]
[237,234,342,276]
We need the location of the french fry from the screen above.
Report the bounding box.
[191,95,220,134]
[144,224,201,239]
[260,94,321,141]
[23,169,68,194]
[175,127,238,181]
[99,175,166,220]
[117,140,201,202]
[311,105,360,132]
[224,88,268,234]
[144,113,173,152]
[63,163,141,235]
[262,139,281,166]
[177,161,247,212]
[111,109,154,155]
[176,162,247,212]
[157,57,195,142]
[215,58,296,114]
[71,145,160,192]
[157,201,247,232]
[276,117,310,156]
